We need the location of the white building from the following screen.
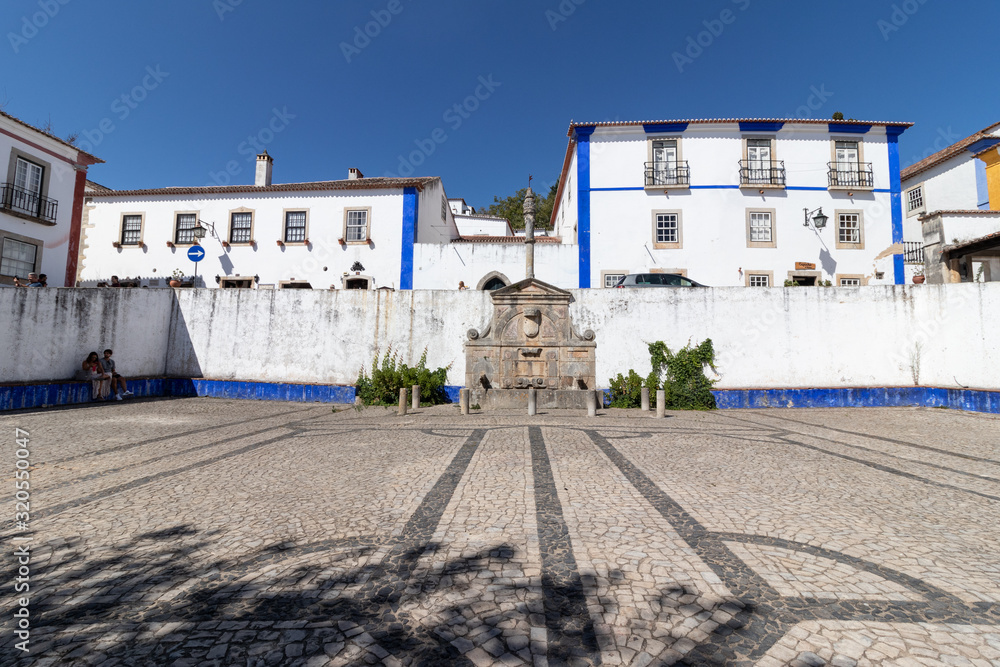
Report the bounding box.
[550,118,912,288]
[903,122,1000,284]
[1,110,102,287]
[80,154,459,290]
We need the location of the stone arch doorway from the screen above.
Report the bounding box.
[477,271,510,291]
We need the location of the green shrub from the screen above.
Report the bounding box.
[608,369,648,408]
[355,347,451,407]
[647,339,718,410]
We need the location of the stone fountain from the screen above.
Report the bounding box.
[464,183,596,409]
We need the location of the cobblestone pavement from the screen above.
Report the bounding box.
[2,400,999,666]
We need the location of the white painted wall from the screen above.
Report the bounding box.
[415,179,459,244]
[454,215,512,236]
[0,116,90,287]
[5,284,998,393]
[0,287,174,382]
[577,124,899,288]
[412,242,578,290]
[908,158,982,213]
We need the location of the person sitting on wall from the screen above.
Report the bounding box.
[39,274,47,287]
[83,352,111,401]
[110,276,121,287]
[102,349,133,400]
[458,281,468,290]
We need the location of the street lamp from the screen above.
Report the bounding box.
[193,219,216,240]
[803,207,828,229]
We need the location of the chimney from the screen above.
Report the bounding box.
[348,167,364,180]
[255,151,273,187]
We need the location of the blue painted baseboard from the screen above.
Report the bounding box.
[2,381,997,414]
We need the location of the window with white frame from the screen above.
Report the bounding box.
[284,211,307,242]
[838,213,861,244]
[655,213,678,244]
[906,186,924,213]
[0,238,38,277]
[748,274,769,287]
[12,158,44,217]
[345,209,368,242]
[174,213,198,244]
[230,212,252,243]
[749,211,773,243]
[603,273,625,288]
[839,277,861,286]
[120,215,142,245]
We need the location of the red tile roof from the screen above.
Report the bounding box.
[566,117,912,137]
[88,176,439,197]
[942,229,1000,254]
[902,122,1000,182]
[0,109,103,164]
[918,209,1000,220]
[452,235,561,244]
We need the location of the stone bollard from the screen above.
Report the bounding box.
[411,385,420,410]
[641,387,650,412]
[459,388,470,415]
[586,390,597,417]
[527,386,537,416]
[398,388,408,416]
[656,389,665,418]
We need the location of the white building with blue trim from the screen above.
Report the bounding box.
[550,118,912,288]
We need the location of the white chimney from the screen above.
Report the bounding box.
[348,167,364,180]
[255,151,273,187]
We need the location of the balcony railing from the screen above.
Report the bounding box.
[644,161,690,187]
[827,162,874,188]
[1,183,58,223]
[739,160,786,186]
[903,241,924,265]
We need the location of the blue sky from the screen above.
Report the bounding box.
[2,0,997,209]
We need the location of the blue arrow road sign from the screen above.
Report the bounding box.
[187,245,206,262]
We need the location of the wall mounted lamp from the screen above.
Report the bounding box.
[803,207,829,229]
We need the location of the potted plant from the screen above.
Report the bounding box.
[276,239,284,247]
[913,271,925,284]
[222,241,230,248]
[112,241,122,248]
[166,241,175,248]
[338,238,346,246]
[170,268,184,288]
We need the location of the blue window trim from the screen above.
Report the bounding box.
[643,122,689,134]
[575,127,594,288]
[399,187,418,290]
[829,123,872,134]
[976,159,990,210]
[966,137,1000,155]
[739,122,784,132]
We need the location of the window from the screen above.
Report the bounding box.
[0,237,38,277]
[836,211,864,249]
[230,212,252,243]
[651,210,682,248]
[747,274,770,287]
[220,277,254,289]
[602,272,626,288]
[839,277,861,286]
[750,212,772,242]
[284,211,307,243]
[174,213,198,244]
[11,157,44,218]
[344,209,368,242]
[655,213,678,243]
[829,139,873,188]
[120,215,143,246]
[906,186,925,215]
[746,209,777,248]
[645,138,689,187]
[442,196,448,221]
[741,138,784,186]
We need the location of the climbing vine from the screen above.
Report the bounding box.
[609,339,718,410]
[355,347,451,407]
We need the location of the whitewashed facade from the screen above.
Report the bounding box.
[81,157,460,290]
[0,111,102,287]
[551,119,912,288]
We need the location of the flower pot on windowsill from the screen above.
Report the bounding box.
[222,241,230,248]
[112,241,121,248]
[166,242,175,248]
[276,240,284,247]
[169,280,181,288]
[338,238,346,246]
[303,238,310,245]
[912,275,925,284]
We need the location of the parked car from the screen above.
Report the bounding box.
[614,273,707,288]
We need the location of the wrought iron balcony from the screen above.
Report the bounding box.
[827,162,874,188]
[903,241,924,265]
[739,160,786,186]
[644,161,690,187]
[1,183,58,223]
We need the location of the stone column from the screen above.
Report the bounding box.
[411,385,420,410]
[524,186,536,280]
[586,390,597,417]
[459,388,470,415]
[641,387,650,412]
[527,386,537,416]
[656,390,665,418]
[398,388,408,416]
